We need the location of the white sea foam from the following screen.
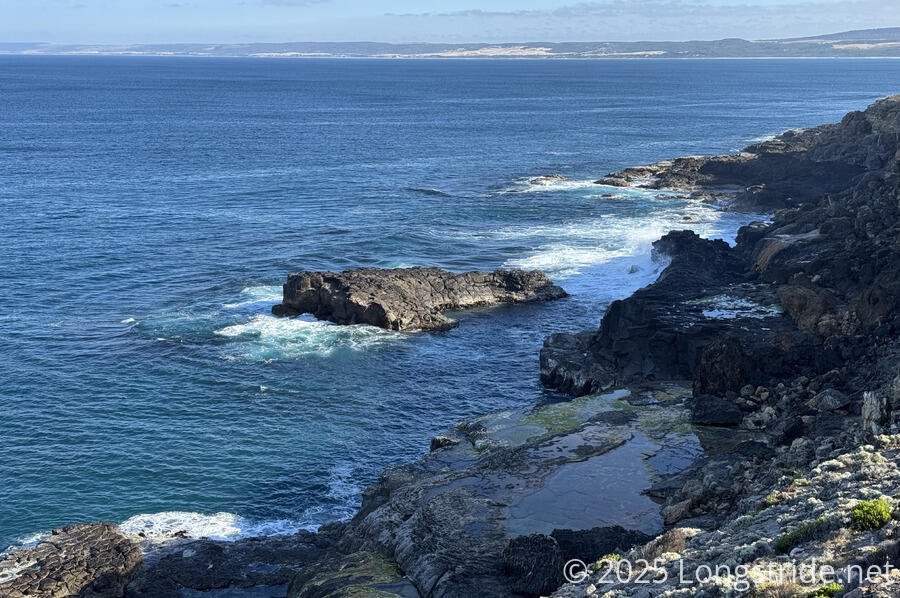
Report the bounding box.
[118,511,305,542]
[214,314,403,361]
[121,317,136,324]
[493,177,599,195]
[1,531,49,559]
[746,133,778,143]
[695,295,783,320]
[223,285,283,309]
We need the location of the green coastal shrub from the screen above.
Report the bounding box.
[752,582,801,598]
[594,553,621,569]
[774,517,830,554]
[806,582,844,598]
[850,498,892,531]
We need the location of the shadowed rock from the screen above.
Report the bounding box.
[501,534,565,598]
[272,267,567,331]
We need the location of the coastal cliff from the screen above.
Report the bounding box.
[4,97,900,598]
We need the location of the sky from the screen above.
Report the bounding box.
[2,0,900,44]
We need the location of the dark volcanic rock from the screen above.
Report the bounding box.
[287,550,414,598]
[272,267,567,331]
[501,534,565,598]
[0,523,142,598]
[126,532,330,598]
[550,526,652,563]
[546,96,900,399]
[541,230,795,395]
[692,337,752,396]
[689,395,743,427]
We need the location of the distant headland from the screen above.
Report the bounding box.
[5,27,900,59]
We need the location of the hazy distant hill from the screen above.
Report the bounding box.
[4,28,900,58]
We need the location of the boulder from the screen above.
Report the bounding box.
[808,388,851,411]
[273,267,567,331]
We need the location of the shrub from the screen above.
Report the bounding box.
[594,554,621,569]
[774,517,830,554]
[753,582,801,598]
[851,498,892,531]
[806,582,844,598]
[764,492,782,507]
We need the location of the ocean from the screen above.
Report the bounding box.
[2,56,899,550]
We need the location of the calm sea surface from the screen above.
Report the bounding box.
[2,56,899,549]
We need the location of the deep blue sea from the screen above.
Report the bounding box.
[2,56,899,550]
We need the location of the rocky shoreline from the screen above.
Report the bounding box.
[5,96,900,598]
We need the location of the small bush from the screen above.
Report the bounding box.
[774,517,829,554]
[594,553,621,569]
[764,492,782,507]
[806,582,844,598]
[851,498,892,531]
[753,582,801,598]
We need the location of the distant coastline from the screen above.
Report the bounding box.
[5,26,900,59]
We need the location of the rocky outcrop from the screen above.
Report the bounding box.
[125,531,331,597]
[546,96,900,405]
[540,230,802,396]
[593,97,900,211]
[311,387,697,598]
[0,523,142,598]
[543,95,900,551]
[272,267,567,331]
[0,524,332,598]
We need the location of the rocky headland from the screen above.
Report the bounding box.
[271,267,568,331]
[5,96,900,598]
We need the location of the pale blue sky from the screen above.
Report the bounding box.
[2,0,898,44]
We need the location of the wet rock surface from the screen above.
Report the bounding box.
[272,267,567,331]
[322,387,700,598]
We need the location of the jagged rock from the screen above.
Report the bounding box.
[0,523,141,598]
[126,531,330,598]
[692,337,752,396]
[501,535,565,598]
[541,230,795,396]
[550,526,652,563]
[429,435,460,451]
[862,391,891,437]
[689,395,743,426]
[807,388,851,411]
[273,267,567,331]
